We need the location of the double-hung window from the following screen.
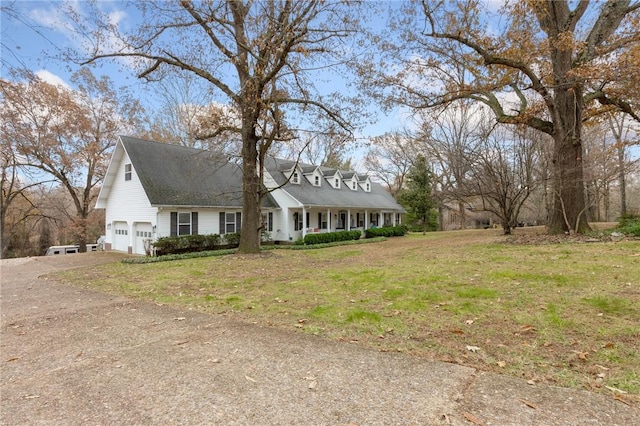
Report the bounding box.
[178,212,191,235]
[170,212,199,236]
[219,212,241,234]
[124,164,132,181]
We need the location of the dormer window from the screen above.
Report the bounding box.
[314,175,320,186]
[352,181,357,190]
[334,178,340,188]
[292,171,300,184]
[124,163,132,181]
[366,183,370,191]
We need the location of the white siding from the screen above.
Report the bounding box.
[102,148,157,252]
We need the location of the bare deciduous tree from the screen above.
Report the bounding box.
[1,68,139,252]
[74,0,362,253]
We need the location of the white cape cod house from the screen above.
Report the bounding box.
[96,136,404,254]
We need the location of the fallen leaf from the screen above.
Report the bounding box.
[463,412,485,425]
[245,376,257,383]
[572,350,588,360]
[466,345,480,353]
[603,342,615,349]
[595,364,610,371]
[208,358,220,363]
[465,319,474,325]
[451,329,465,335]
[519,399,538,409]
[297,318,307,324]
[520,324,536,332]
[174,317,186,321]
[6,357,20,362]
[613,394,632,406]
[308,380,317,390]
[527,380,536,385]
[497,361,506,368]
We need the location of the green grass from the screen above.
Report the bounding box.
[54,228,640,400]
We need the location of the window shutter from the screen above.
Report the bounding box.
[219,212,225,234]
[192,212,198,235]
[170,212,178,237]
[268,212,273,231]
[236,212,242,232]
[318,213,322,229]
[306,212,309,229]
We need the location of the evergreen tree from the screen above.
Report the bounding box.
[399,155,435,234]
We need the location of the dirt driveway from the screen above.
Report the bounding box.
[1,253,637,425]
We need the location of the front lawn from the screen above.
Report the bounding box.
[55,227,640,402]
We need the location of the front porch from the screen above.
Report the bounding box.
[288,207,402,241]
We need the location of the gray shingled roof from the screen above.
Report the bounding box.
[121,136,277,208]
[264,157,405,211]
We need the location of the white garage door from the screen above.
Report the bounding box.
[113,222,129,252]
[133,222,153,255]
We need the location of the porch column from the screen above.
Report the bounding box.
[364,209,368,229]
[347,209,351,230]
[327,208,331,231]
[302,206,307,238]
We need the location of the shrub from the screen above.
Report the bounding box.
[223,232,241,247]
[364,226,406,238]
[615,214,640,236]
[153,233,226,255]
[303,230,361,245]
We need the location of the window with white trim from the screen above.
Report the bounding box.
[178,212,192,235]
[292,171,300,184]
[225,212,237,233]
[124,163,132,181]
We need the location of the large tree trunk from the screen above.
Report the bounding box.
[618,144,627,217]
[548,130,591,234]
[238,121,262,254]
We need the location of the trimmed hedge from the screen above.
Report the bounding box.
[303,230,361,245]
[152,233,239,255]
[123,237,389,263]
[364,226,407,238]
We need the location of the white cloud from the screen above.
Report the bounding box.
[35,70,70,89]
[108,9,128,27]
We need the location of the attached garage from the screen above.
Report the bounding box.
[112,221,130,253]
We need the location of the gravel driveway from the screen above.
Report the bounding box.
[1,253,637,425]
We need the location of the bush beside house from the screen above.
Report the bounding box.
[364,226,407,238]
[303,230,362,245]
[153,233,240,256]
